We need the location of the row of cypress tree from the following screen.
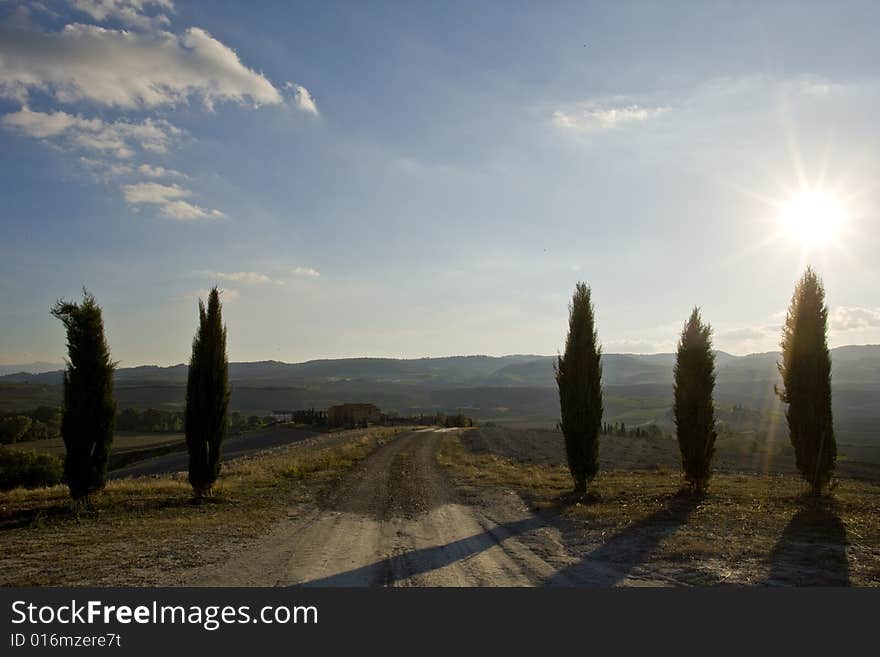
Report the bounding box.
[50,268,835,503]
[51,287,229,503]
[556,266,836,497]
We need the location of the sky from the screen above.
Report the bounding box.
[1,0,879,367]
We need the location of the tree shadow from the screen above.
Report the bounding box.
[542,490,701,586]
[765,499,849,586]
[291,516,545,587]
[0,504,72,531]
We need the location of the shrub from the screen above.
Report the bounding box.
[0,415,33,444]
[0,447,63,491]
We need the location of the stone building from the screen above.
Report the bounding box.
[326,403,381,427]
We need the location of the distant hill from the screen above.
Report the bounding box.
[0,362,63,376]
[1,347,877,456]
[2,346,878,390]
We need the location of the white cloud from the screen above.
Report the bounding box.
[69,1,174,29]
[207,271,273,284]
[0,23,282,109]
[123,181,188,203]
[285,81,319,115]
[122,181,223,220]
[290,266,320,278]
[830,306,880,332]
[137,163,187,178]
[605,340,661,354]
[2,106,181,158]
[553,103,666,133]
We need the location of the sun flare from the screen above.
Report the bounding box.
[779,189,845,247]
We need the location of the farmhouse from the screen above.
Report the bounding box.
[327,403,381,427]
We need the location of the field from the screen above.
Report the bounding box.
[441,428,880,585]
[1,425,877,586]
[0,427,405,586]
[463,426,880,481]
[15,431,184,458]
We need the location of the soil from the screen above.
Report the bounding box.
[188,427,878,587]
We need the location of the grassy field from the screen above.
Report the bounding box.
[0,426,406,586]
[15,431,185,457]
[439,433,880,586]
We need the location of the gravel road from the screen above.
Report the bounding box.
[191,429,605,586]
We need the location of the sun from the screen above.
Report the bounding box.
[779,189,845,247]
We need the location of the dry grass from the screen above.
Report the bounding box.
[0,426,406,586]
[439,434,880,586]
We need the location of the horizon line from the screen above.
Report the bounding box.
[2,343,878,371]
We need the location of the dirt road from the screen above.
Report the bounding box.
[192,428,605,586]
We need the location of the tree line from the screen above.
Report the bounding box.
[557,266,836,497]
[601,422,665,439]
[0,406,61,444]
[5,265,838,502]
[44,287,230,503]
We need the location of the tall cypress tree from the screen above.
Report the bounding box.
[673,307,717,492]
[51,290,117,502]
[185,287,230,498]
[555,282,603,495]
[776,267,836,495]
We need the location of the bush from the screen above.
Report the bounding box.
[0,415,33,444]
[0,447,64,491]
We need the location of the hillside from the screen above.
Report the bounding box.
[2,347,877,460]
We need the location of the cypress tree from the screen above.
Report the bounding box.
[555,282,603,495]
[673,307,717,492]
[775,267,836,495]
[51,290,117,502]
[185,287,230,499]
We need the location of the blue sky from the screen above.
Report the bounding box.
[1,0,879,366]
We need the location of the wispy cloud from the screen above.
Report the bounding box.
[205,271,274,284]
[198,267,320,285]
[137,163,188,179]
[553,103,666,133]
[2,106,181,158]
[123,182,224,220]
[830,306,880,332]
[290,266,320,278]
[285,81,319,115]
[0,7,321,223]
[69,1,175,30]
[0,23,282,109]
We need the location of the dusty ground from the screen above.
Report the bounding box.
[192,428,565,586]
[443,428,880,586]
[0,427,402,586]
[3,426,877,586]
[193,427,879,586]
